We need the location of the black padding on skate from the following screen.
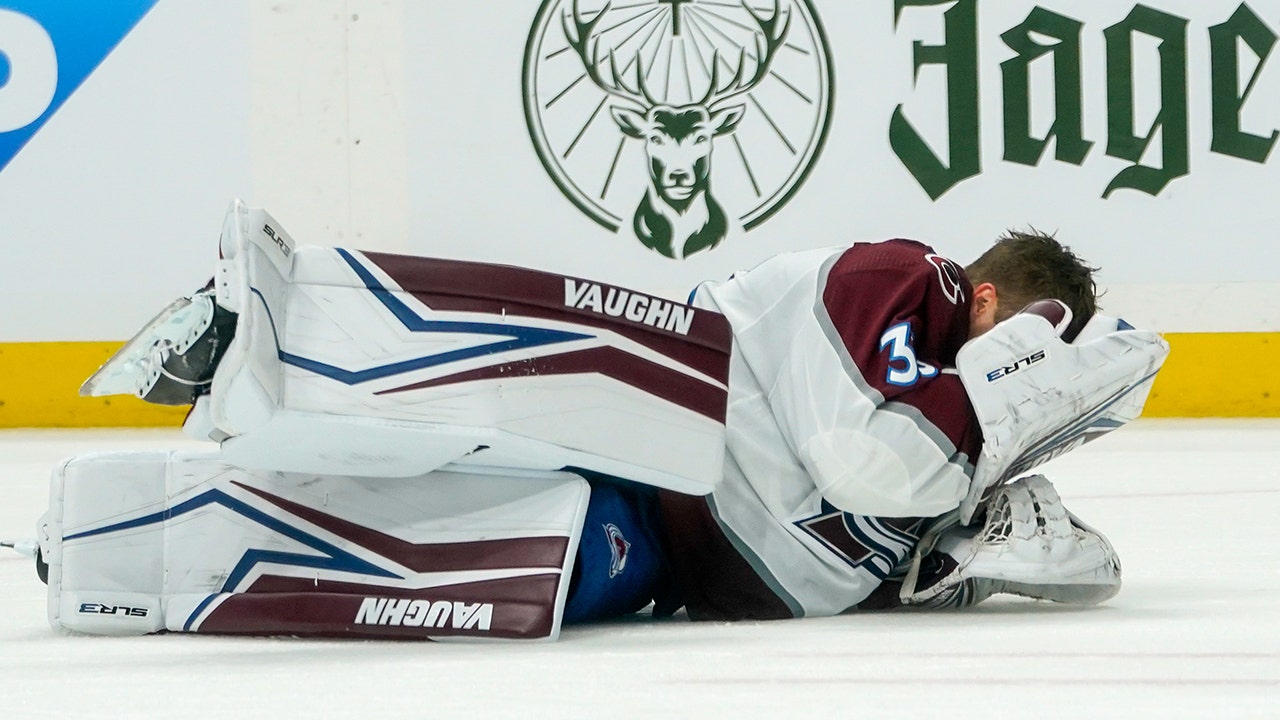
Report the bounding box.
[143,303,240,406]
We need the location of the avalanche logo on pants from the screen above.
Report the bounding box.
[604,523,630,579]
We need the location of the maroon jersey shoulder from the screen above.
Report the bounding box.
[820,239,977,453]
[821,239,972,371]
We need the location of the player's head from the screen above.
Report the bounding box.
[965,229,1098,340]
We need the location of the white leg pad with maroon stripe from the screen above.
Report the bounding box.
[193,200,730,495]
[41,450,589,641]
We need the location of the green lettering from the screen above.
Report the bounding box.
[1209,4,1278,163]
[1103,5,1190,198]
[1001,7,1092,166]
[890,0,980,200]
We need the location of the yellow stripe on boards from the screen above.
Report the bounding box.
[1143,333,1279,418]
[0,333,1274,426]
[0,342,187,428]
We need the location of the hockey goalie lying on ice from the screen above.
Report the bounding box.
[26,200,1168,641]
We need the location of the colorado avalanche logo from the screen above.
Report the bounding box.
[604,523,631,578]
[926,253,966,305]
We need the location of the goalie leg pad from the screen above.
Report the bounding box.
[87,200,730,495]
[42,451,589,641]
[900,475,1121,608]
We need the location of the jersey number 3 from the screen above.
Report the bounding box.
[879,323,938,387]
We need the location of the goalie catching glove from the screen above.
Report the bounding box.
[899,474,1121,608]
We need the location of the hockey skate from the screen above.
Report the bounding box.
[80,289,238,405]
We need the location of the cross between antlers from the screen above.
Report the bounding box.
[563,0,790,110]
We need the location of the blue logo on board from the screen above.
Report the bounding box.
[0,1,158,174]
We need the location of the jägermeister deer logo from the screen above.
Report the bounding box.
[524,0,833,259]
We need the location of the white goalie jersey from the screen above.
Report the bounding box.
[655,240,1169,621]
[658,239,986,620]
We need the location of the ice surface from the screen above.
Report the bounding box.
[1,422,1277,719]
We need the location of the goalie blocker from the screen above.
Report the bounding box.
[956,299,1169,523]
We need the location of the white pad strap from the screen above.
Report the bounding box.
[42,451,588,641]
[957,312,1169,524]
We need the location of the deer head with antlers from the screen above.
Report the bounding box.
[564,0,790,259]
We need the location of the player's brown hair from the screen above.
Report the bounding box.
[965,229,1099,340]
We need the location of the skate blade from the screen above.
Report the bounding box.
[80,294,215,398]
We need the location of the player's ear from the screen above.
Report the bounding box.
[969,283,999,337]
[972,283,998,315]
